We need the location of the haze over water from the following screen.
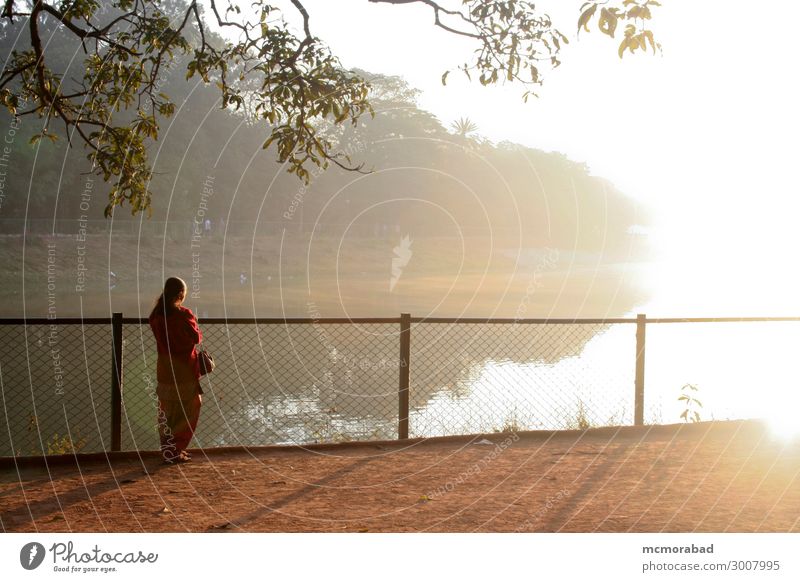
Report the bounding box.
[294,0,800,321]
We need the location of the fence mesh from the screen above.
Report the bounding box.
[15,316,793,456]
[410,322,635,436]
[121,320,400,450]
[0,323,111,456]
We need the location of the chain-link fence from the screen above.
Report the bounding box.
[5,314,798,457]
[121,319,400,451]
[410,321,635,436]
[0,320,112,457]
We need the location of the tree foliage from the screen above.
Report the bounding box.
[450,116,479,138]
[1,0,374,216]
[379,0,571,99]
[0,0,662,217]
[578,0,662,57]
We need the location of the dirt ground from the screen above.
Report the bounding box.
[2,420,799,533]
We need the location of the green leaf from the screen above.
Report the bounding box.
[643,30,658,53]
[441,70,449,86]
[577,3,598,34]
[599,8,618,37]
[618,37,629,58]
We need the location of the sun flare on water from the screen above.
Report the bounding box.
[640,201,800,440]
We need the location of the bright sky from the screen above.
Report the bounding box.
[222,1,800,315]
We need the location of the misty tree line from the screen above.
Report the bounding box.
[0,0,649,251]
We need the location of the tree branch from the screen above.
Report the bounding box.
[38,2,142,56]
[288,0,313,60]
[1,0,15,22]
[368,0,481,39]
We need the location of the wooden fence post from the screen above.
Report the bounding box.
[398,313,411,440]
[635,313,646,426]
[111,312,123,452]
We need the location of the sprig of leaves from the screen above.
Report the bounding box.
[372,0,570,104]
[678,383,703,423]
[578,0,662,58]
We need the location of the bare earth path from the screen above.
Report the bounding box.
[2,421,799,533]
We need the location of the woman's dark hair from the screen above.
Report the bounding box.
[150,277,187,319]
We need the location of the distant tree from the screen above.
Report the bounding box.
[0,0,662,216]
[450,117,479,139]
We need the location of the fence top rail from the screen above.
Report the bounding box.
[411,317,637,324]
[645,316,800,323]
[0,317,113,325]
[3,315,800,326]
[124,317,403,325]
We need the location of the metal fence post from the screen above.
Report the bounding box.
[634,313,646,426]
[111,312,123,451]
[398,313,411,440]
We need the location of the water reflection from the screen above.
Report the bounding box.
[4,319,799,457]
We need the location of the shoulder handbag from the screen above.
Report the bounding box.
[197,347,215,376]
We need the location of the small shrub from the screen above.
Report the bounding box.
[44,433,87,455]
[26,416,88,455]
[678,383,703,423]
[575,400,591,430]
[564,400,592,430]
[494,408,521,433]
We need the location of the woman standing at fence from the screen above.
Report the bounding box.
[149,277,203,464]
